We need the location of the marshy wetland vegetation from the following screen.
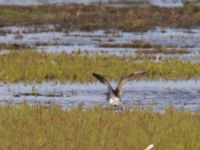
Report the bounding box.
[0,4,199,31]
[0,104,200,150]
[0,2,200,150]
[0,50,200,82]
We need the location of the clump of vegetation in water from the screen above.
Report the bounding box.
[0,43,31,50]
[100,40,155,48]
[0,4,200,31]
[135,47,190,55]
[0,103,199,150]
[0,50,200,82]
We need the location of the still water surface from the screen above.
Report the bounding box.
[1,80,200,112]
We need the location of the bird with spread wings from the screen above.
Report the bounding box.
[92,71,146,110]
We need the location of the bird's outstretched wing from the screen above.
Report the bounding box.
[115,71,146,96]
[92,73,110,85]
[92,73,114,95]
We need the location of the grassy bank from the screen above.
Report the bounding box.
[0,51,200,82]
[0,4,200,31]
[0,104,199,150]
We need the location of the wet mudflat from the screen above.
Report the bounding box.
[1,80,200,112]
[1,25,200,61]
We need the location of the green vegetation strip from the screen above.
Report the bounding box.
[0,4,200,31]
[0,104,199,150]
[0,51,200,82]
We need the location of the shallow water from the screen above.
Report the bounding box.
[1,26,200,61]
[1,80,200,112]
[0,0,184,7]
[1,25,200,113]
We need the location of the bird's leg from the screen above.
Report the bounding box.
[112,103,125,112]
[119,103,126,111]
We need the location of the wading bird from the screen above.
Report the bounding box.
[155,54,162,64]
[92,71,146,110]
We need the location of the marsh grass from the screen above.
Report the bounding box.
[0,43,31,50]
[185,3,200,12]
[135,47,190,55]
[0,4,200,31]
[100,41,155,48]
[0,104,200,150]
[0,50,200,82]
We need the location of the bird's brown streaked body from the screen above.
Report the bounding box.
[92,71,146,110]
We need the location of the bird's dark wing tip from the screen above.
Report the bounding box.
[92,72,104,81]
[92,72,97,76]
[92,72,110,86]
[92,72,99,77]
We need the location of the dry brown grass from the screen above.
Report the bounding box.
[0,43,31,50]
[100,40,156,48]
[0,4,200,31]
